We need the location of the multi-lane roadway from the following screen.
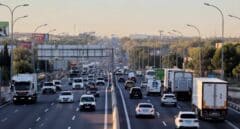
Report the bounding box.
[0,77,112,129]
[115,75,240,129]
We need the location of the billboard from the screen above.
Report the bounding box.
[32,33,49,44]
[0,22,9,37]
[18,41,32,49]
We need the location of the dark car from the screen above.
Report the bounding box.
[118,76,125,83]
[124,80,135,90]
[129,87,142,99]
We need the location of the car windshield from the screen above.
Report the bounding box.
[180,114,197,119]
[152,81,159,87]
[165,95,175,98]
[139,104,152,108]
[44,83,54,86]
[55,81,61,85]
[74,79,82,82]
[14,82,30,90]
[81,97,94,102]
[61,92,72,95]
[147,71,155,76]
[70,74,78,78]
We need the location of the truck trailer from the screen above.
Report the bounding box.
[192,78,228,120]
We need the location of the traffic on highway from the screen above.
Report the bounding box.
[1,1,240,129]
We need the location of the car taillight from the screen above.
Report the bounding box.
[179,120,183,122]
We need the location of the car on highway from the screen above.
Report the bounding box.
[86,86,100,97]
[124,80,136,90]
[118,76,125,83]
[79,94,96,111]
[41,82,56,94]
[135,103,155,118]
[72,78,84,90]
[58,91,74,103]
[53,80,62,91]
[136,70,143,77]
[96,77,105,86]
[175,111,199,129]
[129,87,142,99]
[140,81,147,88]
[161,93,177,106]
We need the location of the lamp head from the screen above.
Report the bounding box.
[204,3,210,6]
[23,4,29,6]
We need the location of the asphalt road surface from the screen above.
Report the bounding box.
[0,77,112,129]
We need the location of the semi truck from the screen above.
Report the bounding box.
[192,78,228,120]
[11,74,38,104]
[163,69,193,100]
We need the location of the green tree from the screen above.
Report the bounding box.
[13,47,33,74]
[232,64,240,79]
[0,43,11,84]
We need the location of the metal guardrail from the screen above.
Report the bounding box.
[228,101,240,112]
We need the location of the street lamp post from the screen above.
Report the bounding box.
[158,30,164,68]
[229,14,240,20]
[204,2,225,79]
[187,24,202,76]
[0,3,29,78]
[13,15,28,26]
[32,24,48,73]
[172,29,184,68]
[44,29,56,72]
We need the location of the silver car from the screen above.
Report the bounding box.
[135,103,155,118]
[161,93,177,107]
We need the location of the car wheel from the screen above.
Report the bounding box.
[135,114,139,118]
[161,103,164,106]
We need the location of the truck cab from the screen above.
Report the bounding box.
[12,74,38,104]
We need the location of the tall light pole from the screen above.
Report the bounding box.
[229,14,240,20]
[0,3,29,78]
[13,15,28,26]
[158,30,164,68]
[204,2,225,79]
[172,29,183,68]
[32,24,48,73]
[187,24,202,76]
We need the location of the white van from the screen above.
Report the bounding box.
[72,78,84,89]
[146,79,161,96]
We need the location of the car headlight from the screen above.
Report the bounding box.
[80,102,84,106]
[28,97,32,100]
[92,102,96,105]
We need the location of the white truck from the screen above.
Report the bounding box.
[145,69,155,81]
[192,78,228,120]
[12,74,38,104]
[164,69,192,100]
[146,79,161,96]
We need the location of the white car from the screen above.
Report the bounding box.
[53,80,62,91]
[175,111,199,129]
[161,93,177,106]
[72,78,84,89]
[58,91,74,103]
[79,94,96,111]
[135,103,155,118]
[136,71,143,77]
[96,77,105,86]
[42,82,56,94]
[140,81,147,88]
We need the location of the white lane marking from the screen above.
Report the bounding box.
[36,117,41,122]
[51,102,54,106]
[14,109,19,113]
[1,118,7,122]
[147,99,151,102]
[225,120,239,129]
[0,102,11,109]
[72,115,76,121]
[117,84,132,129]
[156,112,160,118]
[76,107,79,112]
[104,74,109,129]
[177,105,181,109]
[67,126,71,129]
[162,121,167,126]
[44,108,49,113]
[229,107,240,115]
[40,123,44,127]
[28,128,32,129]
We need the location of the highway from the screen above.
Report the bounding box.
[0,77,112,129]
[115,75,240,129]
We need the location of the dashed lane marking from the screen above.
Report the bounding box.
[67,126,71,129]
[36,117,41,122]
[72,115,76,121]
[162,121,167,126]
[76,108,79,112]
[225,120,239,129]
[1,118,7,122]
[156,112,160,118]
[44,108,49,113]
[14,109,19,113]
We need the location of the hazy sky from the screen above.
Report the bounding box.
[0,0,240,37]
